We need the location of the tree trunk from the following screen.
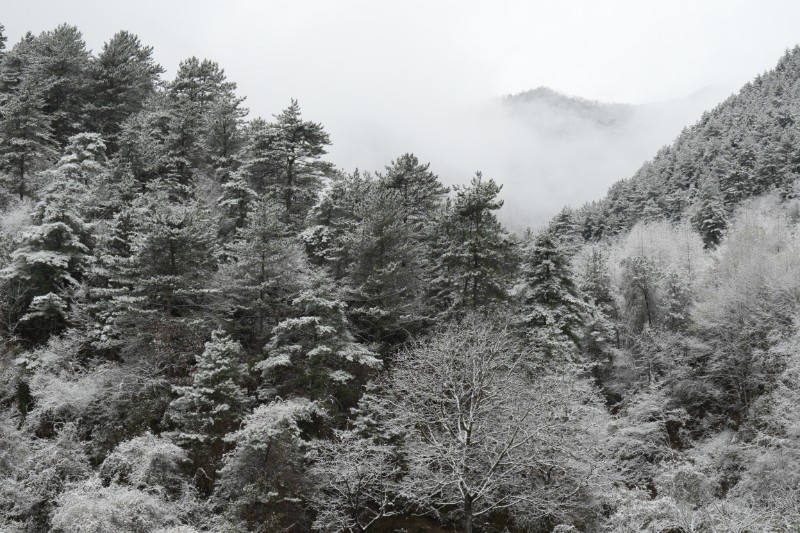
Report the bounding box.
[464,493,473,533]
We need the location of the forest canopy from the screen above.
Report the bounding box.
[1,21,800,533]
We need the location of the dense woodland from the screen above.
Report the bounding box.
[1,22,800,533]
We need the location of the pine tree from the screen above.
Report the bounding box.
[217,171,257,239]
[380,153,448,226]
[641,198,663,221]
[166,329,251,491]
[115,95,174,185]
[662,270,692,332]
[0,32,37,100]
[548,206,581,252]
[32,24,92,145]
[169,57,236,112]
[241,100,331,227]
[51,132,108,186]
[216,198,306,349]
[0,77,57,199]
[168,56,246,177]
[431,172,515,313]
[692,176,727,248]
[301,169,372,276]
[345,181,428,349]
[0,23,6,54]
[305,169,430,349]
[581,247,615,314]
[257,281,381,415]
[88,31,163,152]
[518,229,587,358]
[579,246,618,383]
[86,203,139,353]
[0,171,92,341]
[203,90,247,176]
[128,185,218,317]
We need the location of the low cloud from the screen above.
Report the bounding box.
[322,85,729,233]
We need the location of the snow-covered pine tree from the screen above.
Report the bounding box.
[429,172,515,314]
[380,153,448,226]
[217,171,257,239]
[257,281,381,416]
[32,24,92,146]
[518,228,587,359]
[1,169,92,341]
[88,31,164,153]
[165,329,251,491]
[217,197,306,348]
[0,76,57,199]
[241,100,331,227]
[692,176,727,248]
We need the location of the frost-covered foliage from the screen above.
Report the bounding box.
[3,20,800,533]
[100,433,188,497]
[216,398,322,530]
[393,315,609,532]
[50,480,177,533]
[308,430,403,532]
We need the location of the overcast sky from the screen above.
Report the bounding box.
[5,1,800,226]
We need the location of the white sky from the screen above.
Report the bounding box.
[5,0,800,225]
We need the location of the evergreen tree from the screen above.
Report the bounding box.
[88,31,163,152]
[169,57,236,112]
[166,57,246,179]
[380,153,448,225]
[579,247,619,384]
[301,169,373,276]
[242,100,331,227]
[345,181,428,349]
[306,169,430,349]
[548,206,581,252]
[430,172,515,313]
[51,132,108,186]
[217,171,257,239]
[32,24,92,146]
[0,171,92,341]
[257,282,381,415]
[581,247,615,314]
[518,229,587,358]
[692,176,727,248]
[203,89,247,175]
[0,77,57,199]
[115,95,174,185]
[165,329,251,491]
[216,398,321,530]
[0,32,37,101]
[640,198,663,221]
[131,184,216,317]
[662,270,692,332]
[216,198,306,348]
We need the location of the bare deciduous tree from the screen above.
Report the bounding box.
[392,314,605,533]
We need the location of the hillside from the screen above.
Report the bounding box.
[494,84,723,231]
[572,46,800,241]
[504,86,635,129]
[1,21,799,533]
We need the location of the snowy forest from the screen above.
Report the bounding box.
[2,21,800,533]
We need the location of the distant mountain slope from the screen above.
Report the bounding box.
[572,46,800,241]
[504,86,635,130]
[487,85,724,232]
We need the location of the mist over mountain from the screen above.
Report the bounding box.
[4,16,800,533]
[504,86,635,130]
[323,82,727,234]
[480,84,728,231]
